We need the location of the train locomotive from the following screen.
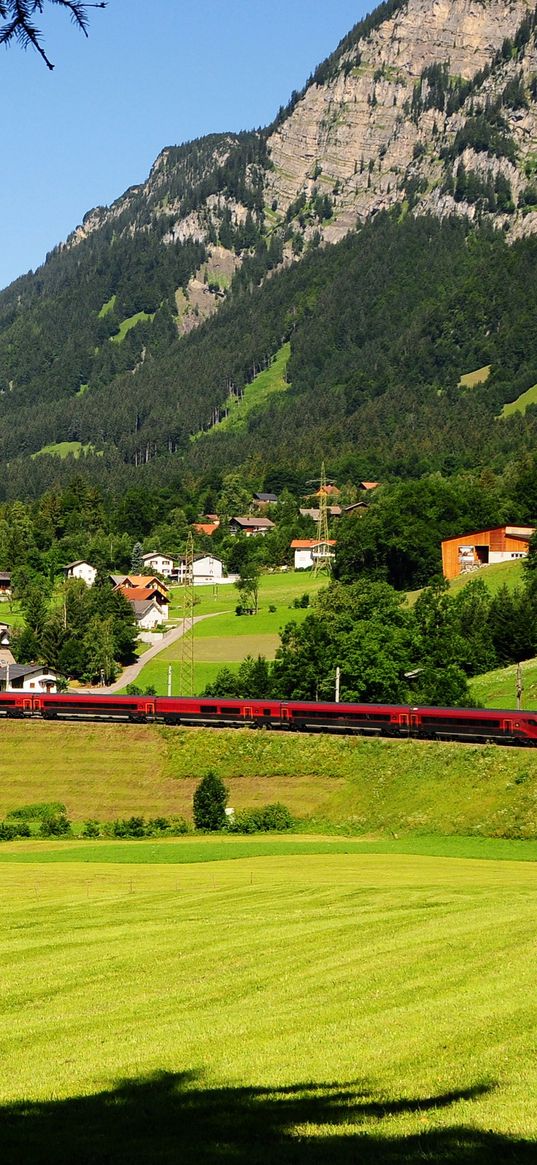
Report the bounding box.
[0,691,536,745]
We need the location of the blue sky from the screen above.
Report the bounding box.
[0,0,371,289]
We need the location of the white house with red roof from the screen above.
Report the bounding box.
[291,539,336,570]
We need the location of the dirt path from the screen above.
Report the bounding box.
[83,613,223,693]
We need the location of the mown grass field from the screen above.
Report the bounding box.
[2,721,537,837]
[1,842,537,1162]
[135,571,323,695]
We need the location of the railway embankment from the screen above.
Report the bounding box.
[2,721,537,838]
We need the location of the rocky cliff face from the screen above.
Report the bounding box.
[265,0,536,242]
[16,1,537,329]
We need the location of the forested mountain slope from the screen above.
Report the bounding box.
[3,0,537,497]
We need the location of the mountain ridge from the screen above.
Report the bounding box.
[2,0,537,496]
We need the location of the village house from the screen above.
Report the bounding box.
[252,492,278,508]
[111,574,168,594]
[0,572,11,596]
[175,555,226,585]
[192,521,219,537]
[64,560,97,587]
[291,539,337,570]
[441,526,535,581]
[357,481,380,492]
[229,515,275,537]
[0,663,58,693]
[130,600,164,631]
[300,505,342,521]
[141,552,174,578]
[117,583,169,621]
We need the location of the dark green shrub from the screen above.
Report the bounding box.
[81,819,101,838]
[39,814,72,837]
[228,803,294,834]
[193,771,228,831]
[0,821,31,840]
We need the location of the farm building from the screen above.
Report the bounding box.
[0,572,11,595]
[291,539,337,570]
[441,526,535,581]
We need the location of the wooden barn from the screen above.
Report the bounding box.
[441,525,535,581]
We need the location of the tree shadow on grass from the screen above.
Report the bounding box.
[1,1072,533,1164]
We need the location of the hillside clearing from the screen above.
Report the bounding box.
[501,382,537,417]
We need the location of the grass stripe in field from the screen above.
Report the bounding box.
[3,833,537,864]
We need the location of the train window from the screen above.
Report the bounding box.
[201,705,216,714]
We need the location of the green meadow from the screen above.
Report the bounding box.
[1,841,537,1162]
[135,571,324,695]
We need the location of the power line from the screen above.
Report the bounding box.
[179,532,195,696]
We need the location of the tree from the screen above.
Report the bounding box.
[131,541,144,573]
[0,1,106,70]
[193,771,228,832]
[235,562,260,613]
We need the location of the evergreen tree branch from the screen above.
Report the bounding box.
[0,1,106,69]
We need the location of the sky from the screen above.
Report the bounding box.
[0,0,372,290]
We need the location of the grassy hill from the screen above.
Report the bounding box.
[407,558,525,606]
[470,656,537,710]
[2,721,537,837]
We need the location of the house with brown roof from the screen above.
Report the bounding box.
[141,552,174,578]
[229,516,275,537]
[116,583,169,621]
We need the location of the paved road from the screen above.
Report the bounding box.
[84,613,222,693]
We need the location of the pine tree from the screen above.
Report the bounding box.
[131,541,144,573]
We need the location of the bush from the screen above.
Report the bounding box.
[81,819,100,838]
[103,814,190,839]
[228,802,294,834]
[39,814,72,837]
[292,593,310,609]
[193,771,228,831]
[0,821,31,841]
[6,801,66,822]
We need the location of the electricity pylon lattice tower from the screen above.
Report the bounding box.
[313,460,333,577]
[179,532,195,696]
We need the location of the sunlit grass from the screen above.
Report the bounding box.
[1,848,537,1161]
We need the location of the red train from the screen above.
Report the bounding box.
[0,691,536,745]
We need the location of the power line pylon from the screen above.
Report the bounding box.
[179,532,195,696]
[313,460,333,577]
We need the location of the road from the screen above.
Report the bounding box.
[85,613,222,693]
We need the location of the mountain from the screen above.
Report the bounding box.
[2,0,537,499]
